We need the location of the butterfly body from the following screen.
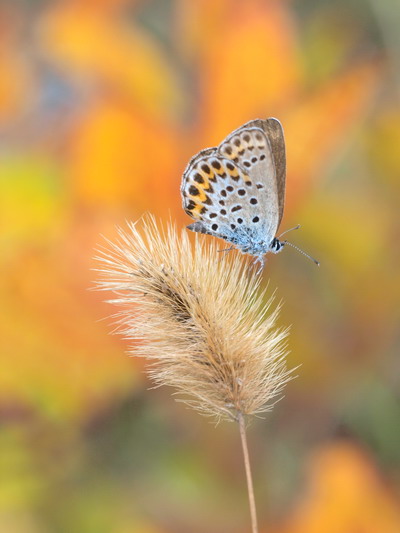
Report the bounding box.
[181,118,287,267]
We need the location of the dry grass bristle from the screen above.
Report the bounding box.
[94,215,293,422]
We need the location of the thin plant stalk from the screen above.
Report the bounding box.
[238,412,259,533]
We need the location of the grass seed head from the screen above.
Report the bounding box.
[95,215,292,422]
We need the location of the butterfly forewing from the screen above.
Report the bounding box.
[181,118,286,252]
[219,123,280,241]
[181,152,253,236]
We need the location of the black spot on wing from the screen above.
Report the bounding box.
[189,185,200,196]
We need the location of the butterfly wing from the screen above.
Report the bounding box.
[180,145,255,240]
[219,119,284,241]
[262,118,286,227]
[181,118,286,247]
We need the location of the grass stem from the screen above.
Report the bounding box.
[238,412,259,533]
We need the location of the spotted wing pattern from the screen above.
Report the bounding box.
[180,118,285,252]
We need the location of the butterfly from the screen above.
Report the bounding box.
[181,118,318,271]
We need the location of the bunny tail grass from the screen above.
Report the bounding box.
[94,214,293,422]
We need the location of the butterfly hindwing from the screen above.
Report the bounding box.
[181,147,254,240]
[180,118,286,249]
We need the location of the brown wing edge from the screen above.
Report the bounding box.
[261,118,286,226]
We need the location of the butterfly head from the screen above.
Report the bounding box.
[270,237,285,254]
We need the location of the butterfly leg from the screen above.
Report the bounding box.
[217,245,235,264]
[217,245,235,254]
[253,255,265,275]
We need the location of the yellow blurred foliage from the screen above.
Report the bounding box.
[0,0,398,530]
[38,1,185,119]
[285,62,381,201]
[279,442,400,533]
[68,99,180,212]
[195,0,300,139]
[0,0,386,425]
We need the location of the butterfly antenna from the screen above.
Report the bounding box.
[283,240,320,266]
[278,224,301,239]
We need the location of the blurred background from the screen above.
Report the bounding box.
[1,0,399,532]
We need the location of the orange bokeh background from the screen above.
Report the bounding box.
[1,1,399,532]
